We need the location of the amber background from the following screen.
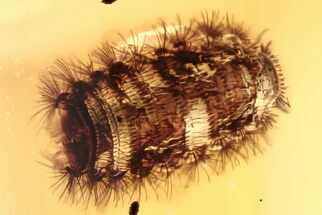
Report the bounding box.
[0,0,321,214]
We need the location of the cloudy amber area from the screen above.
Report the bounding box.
[0,0,321,214]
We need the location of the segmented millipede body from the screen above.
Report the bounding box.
[36,12,289,206]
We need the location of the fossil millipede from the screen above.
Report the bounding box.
[35,11,289,206]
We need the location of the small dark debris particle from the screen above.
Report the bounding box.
[260,199,263,202]
[129,201,139,215]
[101,0,117,4]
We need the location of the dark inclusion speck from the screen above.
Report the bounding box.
[129,201,139,215]
[101,0,117,4]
